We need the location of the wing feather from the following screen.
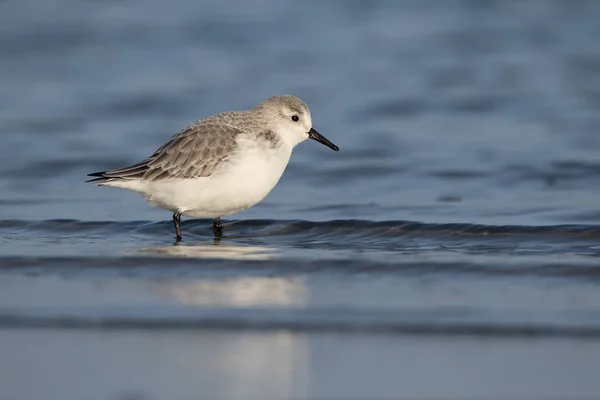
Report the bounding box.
[87,122,243,183]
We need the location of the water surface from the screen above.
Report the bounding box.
[1,0,600,399]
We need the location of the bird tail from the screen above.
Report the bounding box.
[86,160,150,184]
[86,171,110,183]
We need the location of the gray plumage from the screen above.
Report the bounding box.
[92,122,243,182]
[87,95,310,183]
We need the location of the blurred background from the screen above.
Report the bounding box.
[1,0,600,399]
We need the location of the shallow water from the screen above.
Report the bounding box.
[1,0,600,399]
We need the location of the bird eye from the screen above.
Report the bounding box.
[291,115,299,122]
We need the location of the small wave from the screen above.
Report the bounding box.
[3,218,600,237]
[1,219,599,279]
[1,255,599,280]
[0,306,599,338]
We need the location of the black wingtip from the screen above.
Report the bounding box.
[86,171,107,183]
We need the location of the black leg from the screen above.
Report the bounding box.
[212,217,223,238]
[173,212,182,243]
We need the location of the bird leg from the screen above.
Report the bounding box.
[173,212,182,243]
[212,217,223,238]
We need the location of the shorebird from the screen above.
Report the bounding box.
[87,95,339,242]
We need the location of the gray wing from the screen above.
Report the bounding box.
[90,122,243,182]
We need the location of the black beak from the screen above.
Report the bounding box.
[308,128,339,151]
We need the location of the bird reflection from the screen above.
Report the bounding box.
[156,276,307,308]
[134,239,308,397]
[137,240,278,261]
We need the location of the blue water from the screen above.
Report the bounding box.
[1,0,600,399]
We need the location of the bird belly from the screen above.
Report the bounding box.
[144,146,292,218]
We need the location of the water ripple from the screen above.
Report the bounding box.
[3,218,600,236]
[0,305,599,338]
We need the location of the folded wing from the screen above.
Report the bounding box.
[87,123,243,183]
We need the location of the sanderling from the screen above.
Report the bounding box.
[87,95,339,242]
